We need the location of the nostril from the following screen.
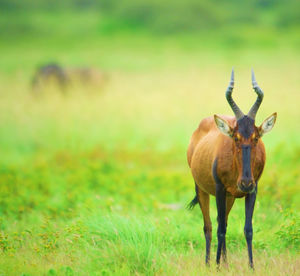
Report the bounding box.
[241,180,254,188]
[239,179,254,192]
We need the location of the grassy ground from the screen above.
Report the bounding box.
[0,11,299,276]
[0,64,299,275]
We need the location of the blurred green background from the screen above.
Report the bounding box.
[0,1,299,275]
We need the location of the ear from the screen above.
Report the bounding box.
[214,115,233,137]
[259,112,277,136]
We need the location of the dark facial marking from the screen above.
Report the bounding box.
[242,145,252,179]
[237,116,255,139]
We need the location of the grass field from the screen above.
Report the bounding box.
[0,9,299,276]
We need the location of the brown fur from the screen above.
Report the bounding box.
[187,115,265,198]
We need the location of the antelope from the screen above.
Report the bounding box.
[31,63,108,94]
[31,63,69,93]
[187,69,277,268]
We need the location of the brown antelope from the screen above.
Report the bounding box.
[187,69,277,268]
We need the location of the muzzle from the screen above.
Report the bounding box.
[238,178,255,193]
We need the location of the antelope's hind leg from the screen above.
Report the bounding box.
[197,187,212,265]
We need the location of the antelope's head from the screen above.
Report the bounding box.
[214,69,277,193]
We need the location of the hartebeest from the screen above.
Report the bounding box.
[187,69,277,268]
[31,63,108,94]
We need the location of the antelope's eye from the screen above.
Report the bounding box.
[251,133,258,142]
[234,133,241,142]
[252,133,258,142]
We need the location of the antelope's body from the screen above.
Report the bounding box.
[187,70,277,268]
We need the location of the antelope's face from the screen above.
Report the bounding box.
[232,117,261,193]
[215,114,276,193]
[214,69,277,193]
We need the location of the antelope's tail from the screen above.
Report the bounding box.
[186,195,198,210]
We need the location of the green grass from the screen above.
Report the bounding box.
[0,9,299,276]
[0,64,299,275]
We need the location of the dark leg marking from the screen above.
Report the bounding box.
[213,159,227,266]
[244,185,257,269]
[223,196,235,263]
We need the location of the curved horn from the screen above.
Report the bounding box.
[248,69,264,120]
[225,68,244,120]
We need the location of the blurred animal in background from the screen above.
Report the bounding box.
[31,63,69,94]
[65,67,108,88]
[31,63,108,94]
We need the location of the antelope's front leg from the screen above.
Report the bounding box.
[215,180,227,266]
[244,186,257,269]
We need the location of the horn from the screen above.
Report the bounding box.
[225,68,244,120]
[248,69,264,120]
